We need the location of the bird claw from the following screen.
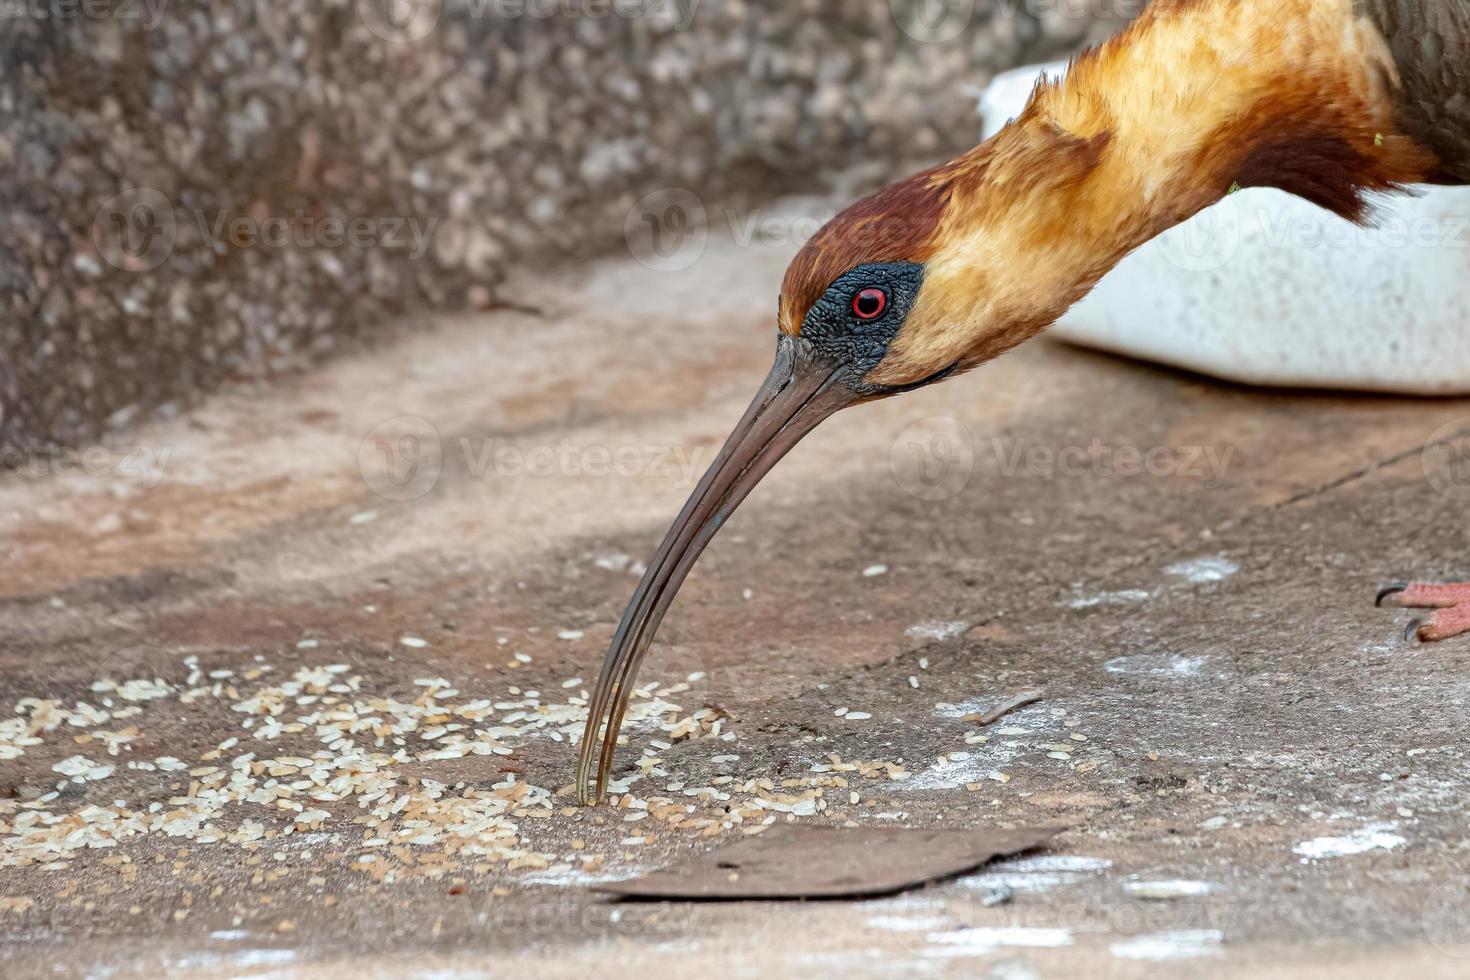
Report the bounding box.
[1379,581,1470,643]
[1375,582,1408,607]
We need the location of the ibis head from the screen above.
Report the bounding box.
[573,120,1094,802]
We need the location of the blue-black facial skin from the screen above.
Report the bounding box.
[798,261,926,393]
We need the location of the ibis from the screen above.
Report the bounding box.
[578,0,1470,802]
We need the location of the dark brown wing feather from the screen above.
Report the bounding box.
[1359,0,1470,182]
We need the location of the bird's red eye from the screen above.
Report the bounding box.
[852,287,888,319]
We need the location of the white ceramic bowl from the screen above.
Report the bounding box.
[981,62,1470,394]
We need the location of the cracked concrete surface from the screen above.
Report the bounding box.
[4,208,1470,978]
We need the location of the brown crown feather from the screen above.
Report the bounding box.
[777,160,963,334]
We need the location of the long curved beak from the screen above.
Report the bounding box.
[576,334,858,804]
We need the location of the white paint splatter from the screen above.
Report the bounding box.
[904,743,1024,790]
[1165,556,1238,583]
[905,620,969,641]
[860,893,945,915]
[922,926,1073,958]
[1111,929,1223,960]
[1064,589,1153,609]
[931,701,1048,724]
[1294,821,1406,860]
[995,854,1113,873]
[1124,879,1223,900]
[866,914,954,933]
[518,864,646,886]
[961,854,1113,894]
[1104,653,1207,678]
[593,552,632,572]
[165,949,298,973]
[233,950,298,968]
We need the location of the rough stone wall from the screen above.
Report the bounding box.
[0,0,1121,453]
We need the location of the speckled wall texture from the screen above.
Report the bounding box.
[0,0,1120,452]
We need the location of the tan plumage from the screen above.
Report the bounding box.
[785,0,1446,389]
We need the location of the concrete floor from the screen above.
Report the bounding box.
[4,216,1470,978]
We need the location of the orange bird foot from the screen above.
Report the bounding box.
[1376,582,1470,642]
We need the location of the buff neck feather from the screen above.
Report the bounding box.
[865,0,1438,387]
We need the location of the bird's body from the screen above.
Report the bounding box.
[1364,0,1470,180]
[577,0,1470,803]
[785,0,1462,389]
